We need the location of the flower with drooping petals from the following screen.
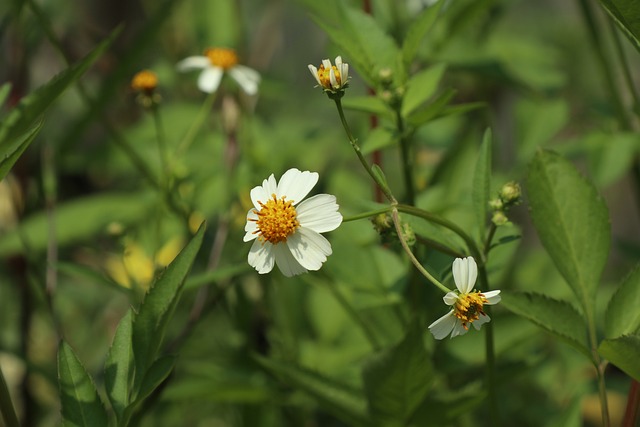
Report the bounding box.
[428,256,501,339]
[308,56,349,96]
[244,168,343,277]
[177,47,260,95]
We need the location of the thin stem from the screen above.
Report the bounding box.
[151,105,171,187]
[483,222,498,256]
[342,206,392,222]
[176,91,218,156]
[395,109,415,205]
[622,380,640,427]
[586,303,611,427]
[0,366,20,427]
[608,20,640,116]
[391,208,450,294]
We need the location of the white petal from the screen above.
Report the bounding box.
[176,56,209,71]
[296,194,342,233]
[450,321,469,338]
[248,240,275,274]
[335,56,342,67]
[308,64,321,85]
[228,65,260,95]
[276,169,318,204]
[442,291,458,306]
[322,59,332,68]
[272,243,307,277]
[483,290,501,305]
[286,228,331,271]
[329,68,338,89]
[250,174,277,209]
[452,256,477,294]
[472,313,491,330]
[243,209,259,242]
[197,67,224,93]
[428,311,456,340]
[341,63,349,84]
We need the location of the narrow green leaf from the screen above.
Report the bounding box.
[362,127,397,155]
[0,118,43,181]
[104,310,134,421]
[500,291,591,360]
[401,63,447,117]
[598,335,640,381]
[401,0,444,67]
[362,324,433,424]
[597,0,640,53]
[472,129,492,245]
[133,355,176,405]
[526,150,610,311]
[57,341,108,427]
[254,355,369,426]
[406,89,456,127]
[605,264,640,338]
[131,223,205,393]
[341,96,394,119]
[0,83,11,108]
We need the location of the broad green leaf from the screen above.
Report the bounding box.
[516,98,568,164]
[526,150,610,311]
[362,127,398,155]
[604,264,640,338]
[362,324,433,424]
[598,335,640,381]
[500,291,591,360]
[341,96,394,119]
[104,310,134,421]
[131,223,205,393]
[585,131,640,187]
[401,63,446,117]
[57,341,108,427]
[254,355,369,426]
[401,0,444,67]
[0,118,43,182]
[472,129,492,245]
[597,0,640,53]
[132,355,176,405]
[0,192,155,257]
[406,89,456,127]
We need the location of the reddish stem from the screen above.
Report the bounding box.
[623,379,640,427]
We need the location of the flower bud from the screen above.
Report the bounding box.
[492,211,509,226]
[500,181,521,205]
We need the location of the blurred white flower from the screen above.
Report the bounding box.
[177,47,260,95]
[244,168,342,277]
[428,256,501,339]
[308,56,349,93]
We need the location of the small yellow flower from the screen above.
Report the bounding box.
[308,56,350,95]
[131,70,158,94]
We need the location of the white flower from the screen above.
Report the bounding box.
[308,56,350,92]
[428,256,501,339]
[244,168,343,277]
[177,47,260,95]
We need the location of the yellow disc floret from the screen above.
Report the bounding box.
[131,70,158,93]
[252,194,300,244]
[204,47,239,69]
[453,292,489,329]
[316,64,342,89]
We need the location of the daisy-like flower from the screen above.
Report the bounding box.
[308,56,349,95]
[177,47,260,95]
[244,168,343,277]
[428,256,501,339]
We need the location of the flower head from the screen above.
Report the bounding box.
[244,168,343,277]
[308,56,349,96]
[131,70,161,108]
[428,256,501,339]
[177,47,260,95]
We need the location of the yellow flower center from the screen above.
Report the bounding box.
[317,64,342,89]
[204,47,239,69]
[453,292,488,329]
[131,70,158,93]
[252,194,300,244]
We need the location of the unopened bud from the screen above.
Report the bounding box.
[378,68,393,86]
[401,221,416,247]
[488,198,503,211]
[500,181,521,205]
[492,211,509,226]
[371,212,393,234]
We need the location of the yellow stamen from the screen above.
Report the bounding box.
[204,47,239,69]
[131,70,158,93]
[316,64,341,89]
[453,292,488,330]
[251,194,300,244]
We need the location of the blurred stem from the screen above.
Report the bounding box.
[0,366,19,427]
[150,105,171,187]
[622,380,640,427]
[333,98,397,204]
[343,206,391,222]
[176,91,218,156]
[395,109,415,205]
[391,208,450,294]
[483,222,498,256]
[608,20,640,116]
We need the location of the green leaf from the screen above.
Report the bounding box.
[362,127,398,155]
[254,355,369,426]
[362,324,433,424]
[0,192,155,257]
[472,129,492,245]
[0,82,11,108]
[598,335,640,381]
[401,63,447,117]
[604,264,640,338]
[104,310,134,421]
[597,0,640,53]
[131,223,205,393]
[0,118,43,182]
[526,150,610,311]
[500,291,591,360]
[57,341,108,427]
[133,355,176,405]
[401,0,444,68]
[405,88,456,127]
[341,96,393,119]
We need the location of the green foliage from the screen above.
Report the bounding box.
[401,1,444,68]
[604,264,640,338]
[597,0,640,52]
[401,64,447,117]
[598,335,640,382]
[472,129,492,245]
[104,310,134,421]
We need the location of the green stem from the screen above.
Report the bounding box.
[177,91,218,156]
[0,366,20,427]
[151,105,171,187]
[333,98,397,204]
[391,208,450,294]
[608,19,640,116]
[586,302,611,427]
[395,109,415,205]
[483,222,498,256]
[343,206,392,222]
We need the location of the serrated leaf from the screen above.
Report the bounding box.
[500,291,591,360]
[104,310,134,421]
[597,0,640,53]
[131,223,205,393]
[598,335,640,381]
[254,355,369,426]
[605,264,640,338]
[402,0,444,67]
[472,129,491,245]
[362,324,433,424]
[57,341,108,427]
[526,150,610,311]
[401,64,446,117]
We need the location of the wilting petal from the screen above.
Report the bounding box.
[472,313,491,330]
[443,291,458,306]
[428,311,457,340]
[483,290,501,305]
[450,321,470,338]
